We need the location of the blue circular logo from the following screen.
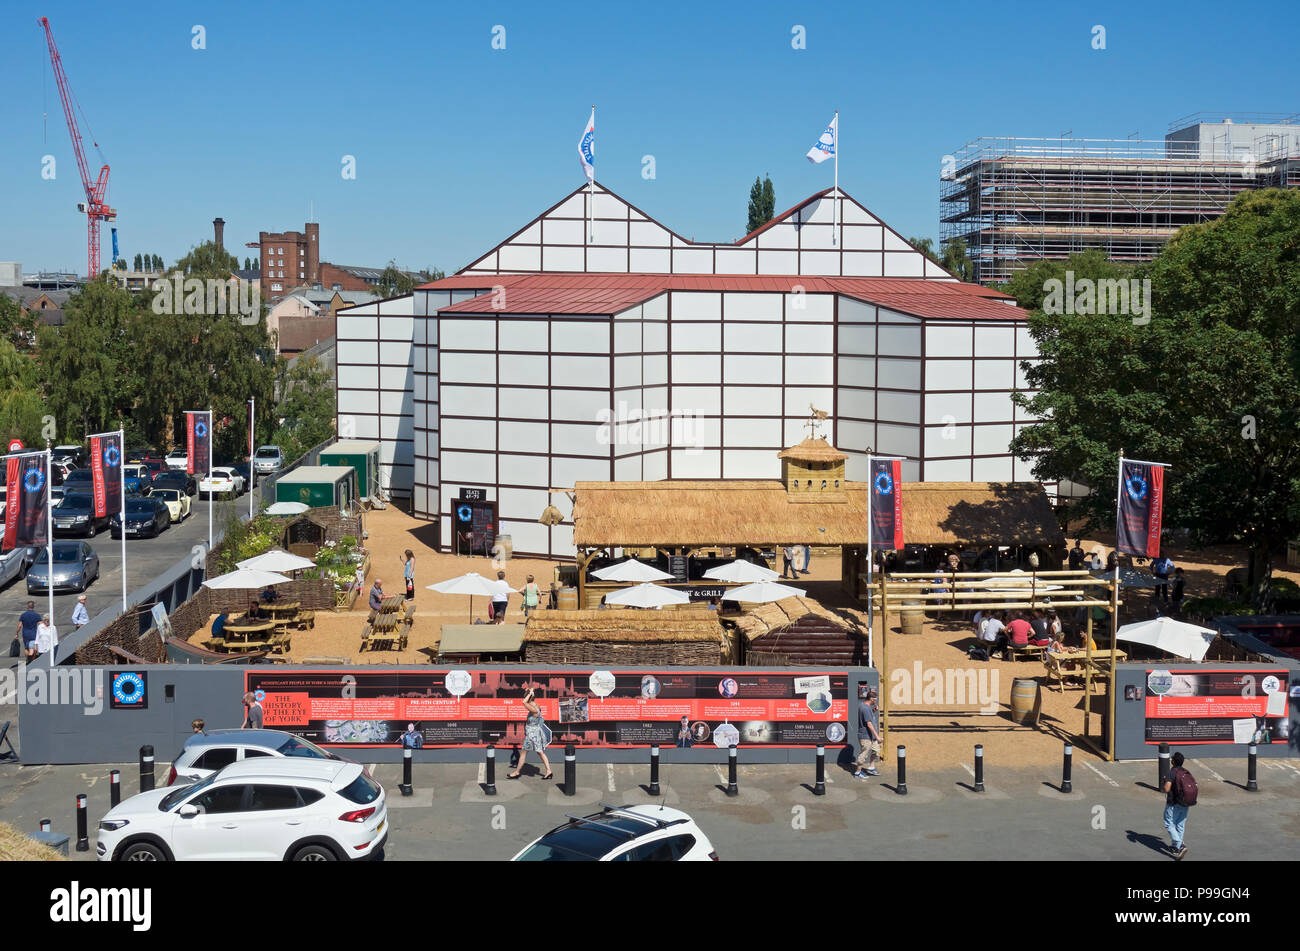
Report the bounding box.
[581,131,594,163]
[254,689,266,703]
[104,445,120,468]
[874,472,893,496]
[23,468,45,493]
[456,504,473,522]
[195,420,208,438]
[112,672,145,705]
[1125,475,1148,501]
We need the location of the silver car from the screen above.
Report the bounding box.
[165,729,366,786]
[253,445,283,475]
[26,540,100,594]
[0,547,28,591]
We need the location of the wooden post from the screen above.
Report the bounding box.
[878,574,890,751]
[1107,574,1120,761]
[1084,609,1094,739]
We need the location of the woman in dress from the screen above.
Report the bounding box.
[400,550,415,601]
[509,688,552,779]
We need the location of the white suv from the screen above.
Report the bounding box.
[164,448,189,470]
[165,728,362,786]
[511,804,718,861]
[97,758,387,862]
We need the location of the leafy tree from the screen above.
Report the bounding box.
[268,356,335,461]
[174,240,239,278]
[0,293,39,350]
[420,267,445,282]
[244,257,251,271]
[939,237,976,283]
[0,336,45,445]
[133,253,143,272]
[998,248,1132,310]
[253,255,259,271]
[372,261,418,298]
[908,237,937,262]
[152,254,163,271]
[746,174,776,234]
[1010,189,1300,610]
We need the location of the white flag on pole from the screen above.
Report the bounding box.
[579,108,595,182]
[806,114,837,164]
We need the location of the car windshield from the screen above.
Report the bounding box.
[65,471,91,481]
[154,490,180,501]
[255,449,278,458]
[125,500,156,514]
[276,736,329,759]
[158,773,216,811]
[56,494,92,511]
[51,546,82,563]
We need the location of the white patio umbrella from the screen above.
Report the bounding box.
[237,548,318,573]
[1117,616,1218,662]
[265,501,310,516]
[202,568,293,590]
[723,580,806,603]
[429,572,506,621]
[703,559,780,583]
[603,583,690,609]
[591,558,676,582]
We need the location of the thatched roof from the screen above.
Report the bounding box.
[572,480,1062,548]
[731,596,867,644]
[777,438,847,462]
[525,609,724,643]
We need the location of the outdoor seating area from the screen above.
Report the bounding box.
[360,596,414,652]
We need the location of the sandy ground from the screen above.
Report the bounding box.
[185,505,1298,767]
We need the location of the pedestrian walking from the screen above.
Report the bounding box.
[71,595,90,630]
[491,570,511,623]
[1161,752,1196,860]
[1171,568,1186,609]
[1067,539,1086,571]
[400,550,415,601]
[800,544,812,575]
[1151,555,1173,603]
[35,615,58,662]
[518,574,541,618]
[242,691,264,729]
[17,601,40,662]
[508,688,552,779]
[191,718,206,734]
[854,687,881,777]
[781,544,796,579]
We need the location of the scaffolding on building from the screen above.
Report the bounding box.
[941,117,1300,285]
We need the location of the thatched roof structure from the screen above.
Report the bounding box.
[730,597,867,644]
[572,480,1062,549]
[777,437,847,462]
[525,609,724,643]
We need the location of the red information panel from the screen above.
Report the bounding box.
[244,669,851,748]
[1143,668,1291,745]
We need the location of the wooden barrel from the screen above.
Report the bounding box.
[1010,677,1041,724]
[900,600,924,635]
[556,587,578,611]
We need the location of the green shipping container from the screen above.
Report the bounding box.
[318,440,381,500]
[275,465,357,509]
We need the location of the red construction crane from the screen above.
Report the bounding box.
[39,16,115,279]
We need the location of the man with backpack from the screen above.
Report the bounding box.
[1161,751,1197,860]
[1151,555,1174,603]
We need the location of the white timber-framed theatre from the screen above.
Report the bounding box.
[335,181,1042,560]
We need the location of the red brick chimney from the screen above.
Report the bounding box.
[213,217,226,251]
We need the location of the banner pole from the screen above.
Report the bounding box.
[45,448,53,651]
[207,410,214,553]
[1111,450,1124,761]
[833,110,839,248]
[248,398,255,521]
[119,428,126,612]
[866,451,873,669]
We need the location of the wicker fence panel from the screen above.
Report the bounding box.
[524,641,720,666]
[205,578,335,615]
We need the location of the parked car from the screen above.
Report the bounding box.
[122,464,154,494]
[150,487,192,522]
[110,497,172,538]
[199,467,244,498]
[26,540,99,594]
[142,459,168,477]
[126,447,163,465]
[52,492,111,537]
[165,448,189,471]
[253,445,284,475]
[51,460,78,485]
[230,462,253,488]
[151,470,197,498]
[511,804,718,861]
[52,444,87,468]
[49,485,64,505]
[62,469,94,493]
[165,729,368,786]
[0,547,30,590]
[97,758,387,862]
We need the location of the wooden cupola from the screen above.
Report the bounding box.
[777,437,848,503]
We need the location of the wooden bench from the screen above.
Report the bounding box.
[296,610,315,630]
[1008,644,1045,663]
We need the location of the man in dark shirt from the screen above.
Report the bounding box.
[854,688,881,778]
[1028,610,1051,645]
[369,578,385,613]
[18,601,41,661]
[1067,540,1086,571]
[1170,568,1186,609]
[241,691,264,729]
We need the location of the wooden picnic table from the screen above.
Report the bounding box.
[259,601,301,618]
[380,595,404,614]
[223,620,276,638]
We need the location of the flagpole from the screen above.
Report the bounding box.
[866,450,873,668]
[207,410,214,552]
[588,105,595,243]
[119,428,126,612]
[833,110,839,249]
[45,447,54,645]
[248,398,255,521]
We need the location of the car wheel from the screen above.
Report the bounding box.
[292,844,338,862]
[120,841,167,862]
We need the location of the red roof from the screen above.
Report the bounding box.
[419,273,1021,321]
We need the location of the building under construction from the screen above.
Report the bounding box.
[941,114,1300,285]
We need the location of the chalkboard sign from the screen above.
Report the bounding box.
[460,487,486,502]
[669,556,688,582]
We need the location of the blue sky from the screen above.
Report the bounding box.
[3,0,1297,276]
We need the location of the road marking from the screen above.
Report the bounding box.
[606,763,616,793]
[1192,758,1224,782]
[477,762,485,784]
[960,762,975,777]
[1085,762,1119,787]
[713,765,726,786]
[1277,762,1300,777]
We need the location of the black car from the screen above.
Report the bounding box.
[52,492,111,537]
[110,497,173,538]
[151,470,197,498]
[62,468,94,492]
[228,462,253,489]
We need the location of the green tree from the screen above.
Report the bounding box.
[253,255,259,271]
[244,257,251,271]
[0,293,39,351]
[746,174,776,234]
[939,237,976,283]
[1010,189,1300,610]
[372,261,418,298]
[908,237,938,262]
[269,356,335,461]
[133,253,143,272]
[174,240,239,278]
[420,266,445,282]
[152,254,163,271]
[998,248,1132,310]
[0,336,45,446]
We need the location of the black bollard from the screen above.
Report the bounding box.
[484,744,497,796]
[563,744,576,796]
[110,769,121,808]
[1061,743,1073,794]
[1157,742,1170,790]
[139,745,155,793]
[648,745,660,797]
[399,747,413,797]
[813,745,826,796]
[1247,744,1258,792]
[75,794,88,852]
[726,744,738,797]
[973,744,985,793]
[896,745,908,795]
[39,819,51,833]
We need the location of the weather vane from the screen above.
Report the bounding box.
[804,404,829,439]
